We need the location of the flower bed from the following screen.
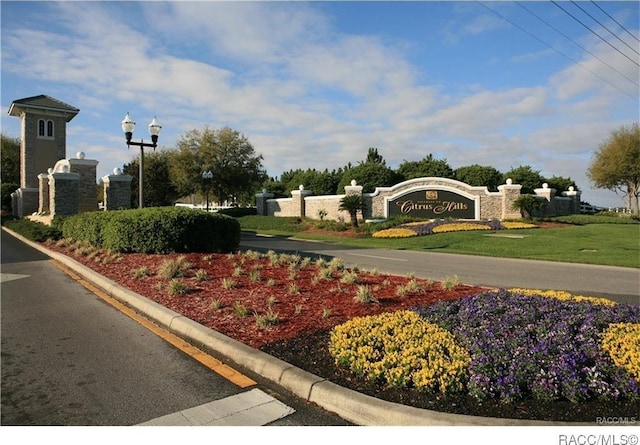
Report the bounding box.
[328,289,639,405]
[328,310,470,393]
[372,219,537,238]
[414,290,640,403]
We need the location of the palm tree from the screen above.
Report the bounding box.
[339,194,367,227]
[512,195,544,219]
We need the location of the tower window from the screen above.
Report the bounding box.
[37,119,54,139]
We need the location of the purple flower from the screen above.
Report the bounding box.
[416,290,640,403]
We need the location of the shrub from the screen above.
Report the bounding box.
[237,215,305,233]
[4,218,62,242]
[64,207,240,253]
[62,211,118,247]
[216,207,256,218]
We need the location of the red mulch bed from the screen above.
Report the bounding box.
[44,242,481,349]
[43,240,639,423]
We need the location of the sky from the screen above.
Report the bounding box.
[1,0,638,209]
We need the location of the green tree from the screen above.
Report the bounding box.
[279,168,341,196]
[339,194,367,227]
[1,183,19,212]
[502,165,546,194]
[170,126,267,206]
[587,123,640,214]
[364,147,386,165]
[338,162,400,194]
[261,176,288,198]
[545,176,578,194]
[397,154,454,181]
[123,150,181,208]
[455,164,503,191]
[1,133,20,184]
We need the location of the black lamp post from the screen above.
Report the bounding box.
[121,113,162,209]
[202,170,213,212]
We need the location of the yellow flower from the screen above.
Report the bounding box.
[329,310,470,393]
[600,323,640,381]
[432,223,491,233]
[372,228,417,238]
[502,221,538,229]
[508,288,616,306]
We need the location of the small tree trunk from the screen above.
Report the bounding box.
[350,211,358,227]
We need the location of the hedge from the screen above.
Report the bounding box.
[62,207,240,253]
[4,218,62,242]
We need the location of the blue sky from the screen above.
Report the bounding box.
[2,1,638,208]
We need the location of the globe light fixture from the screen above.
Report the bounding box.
[202,170,213,212]
[121,113,162,208]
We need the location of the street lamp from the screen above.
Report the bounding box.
[121,113,162,208]
[202,170,213,212]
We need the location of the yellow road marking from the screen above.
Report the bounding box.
[50,259,257,388]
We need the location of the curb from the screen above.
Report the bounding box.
[3,227,598,426]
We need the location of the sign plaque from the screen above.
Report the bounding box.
[388,189,476,219]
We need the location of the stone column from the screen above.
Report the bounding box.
[11,191,19,217]
[498,178,523,220]
[534,183,556,216]
[255,189,274,216]
[67,152,99,213]
[561,186,581,215]
[102,170,133,210]
[38,172,50,214]
[49,171,80,217]
[13,188,39,217]
[534,183,556,202]
[290,185,313,218]
[344,179,363,196]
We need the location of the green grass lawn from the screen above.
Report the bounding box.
[239,216,640,268]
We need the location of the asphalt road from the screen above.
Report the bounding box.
[238,233,640,305]
[0,229,351,426]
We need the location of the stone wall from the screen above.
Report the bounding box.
[532,184,581,218]
[258,177,581,222]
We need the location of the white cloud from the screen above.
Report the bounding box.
[2,1,637,208]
